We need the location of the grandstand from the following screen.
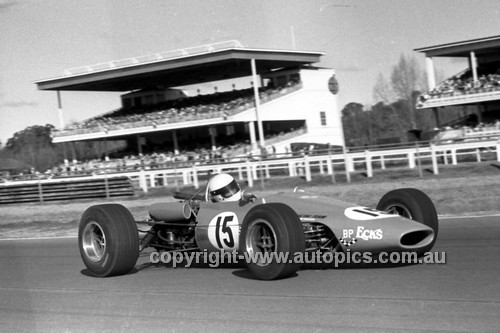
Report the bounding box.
[415,35,500,141]
[36,41,344,162]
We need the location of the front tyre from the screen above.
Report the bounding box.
[78,204,139,277]
[240,203,305,280]
[376,188,438,253]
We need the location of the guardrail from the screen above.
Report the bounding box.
[0,176,134,204]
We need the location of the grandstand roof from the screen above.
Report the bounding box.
[414,35,500,58]
[35,42,323,92]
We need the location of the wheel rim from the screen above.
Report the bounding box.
[245,219,277,267]
[82,221,107,262]
[384,203,413,219]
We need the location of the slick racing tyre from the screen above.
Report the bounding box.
[78,204,139,277]
[240,203,305,280]
[376,188,438,254]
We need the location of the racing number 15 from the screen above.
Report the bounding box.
[215,215,235,248]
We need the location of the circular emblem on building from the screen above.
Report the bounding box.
[328,75,339,95]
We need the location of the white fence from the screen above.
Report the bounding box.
[3,139,498,196]
[120,139,500,192]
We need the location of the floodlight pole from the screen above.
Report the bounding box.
[251,58,265,150]
[56,90,69,163]
[56,91,64,130]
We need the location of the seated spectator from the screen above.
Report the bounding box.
[54,80,301,136]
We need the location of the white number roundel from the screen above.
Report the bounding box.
[344,207,394,220]
[207,212,239,250]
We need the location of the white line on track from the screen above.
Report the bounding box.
[439,213,500,220]
[0,235,77,241]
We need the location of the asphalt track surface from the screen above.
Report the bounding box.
[0,215,499,332]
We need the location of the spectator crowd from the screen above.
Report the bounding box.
[418,63,500,106]
[55,81,301,137]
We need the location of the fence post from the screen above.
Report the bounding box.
[238,166,243,180]
[365,150,373,178]
[430,143,439,175]
[415,142,423,178]
[37,180,44,203]
[497,140,500,162]
[408,152,415,169]
[380,155,386,170]
[104,176,110,199]
[288,161,295,177]
[451,148,458,165]
[182,171,189,185]
[304,154,311,181]
[139,168,148,193]
[476,148,481,162]
[192,165,199,189]
[328,152,336,184]
[343,146,351,183]
[346,156,355,172]
[252,164,258,180]
[246,159,254,188]
[149,173,156,188]
[327,153,333,175]
[259,158,265,189]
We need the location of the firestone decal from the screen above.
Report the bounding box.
[207,212,240,250]
[344,207,394,221]
[342,226,383,241]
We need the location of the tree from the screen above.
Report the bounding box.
[373,73,396,104]
[4,124,60,171]
[390,53,422,128]
[341,102,364,118]
[341,103,375,146]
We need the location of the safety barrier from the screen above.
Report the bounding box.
[0,176,134,204]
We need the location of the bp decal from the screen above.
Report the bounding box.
[342,226,383,241]
[207,212,239,250]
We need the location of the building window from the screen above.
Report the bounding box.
[320,111,327,126]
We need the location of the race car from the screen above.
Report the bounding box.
[78,173,439,280]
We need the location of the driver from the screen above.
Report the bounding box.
[208,173,242,202]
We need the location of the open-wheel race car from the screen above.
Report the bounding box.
[78,173,439,280]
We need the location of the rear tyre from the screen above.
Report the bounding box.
[78,204,139,277]
[376,188,438,253]
[240,203,305,280]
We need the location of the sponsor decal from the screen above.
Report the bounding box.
[344,207,394,221]
[207,212,239,250]
[342,226,383,241]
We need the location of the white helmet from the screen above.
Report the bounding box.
[208,173,242,202]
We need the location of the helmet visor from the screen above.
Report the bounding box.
[210,179,240,199]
